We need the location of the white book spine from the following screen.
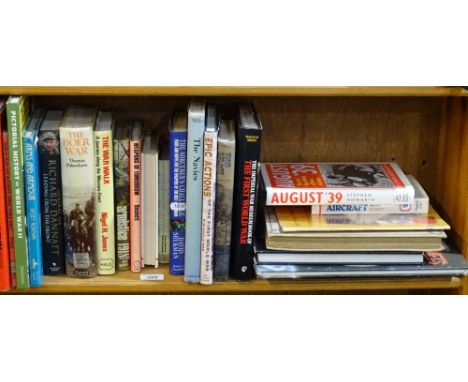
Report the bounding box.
[200,129,218,285]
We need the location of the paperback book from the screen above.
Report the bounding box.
[158,136,170,264]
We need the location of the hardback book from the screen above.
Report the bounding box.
[94,111,116,275]
[6,95,31,289]
[2,116,16,287]
[275,205,450,232]
[129,120,143,272]
[311,175,429,215]
[23,109,46,287]
[113,124,130,270]
[200,105,219,285]
[254,236,424,265]
[214,116,236,281]
[158,135,170,264]
[60,107,98,278]
[0,100,11,290]
[39,110,65,275]
[184,100,205,282]
[142,132,159,267]
[169,112,187,275]
[261,162,415,206]
[264,207,447,252]
[254,251,468,279]
[230,103,263,280]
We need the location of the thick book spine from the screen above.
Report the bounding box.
[23,128,44,286]
[6,96,30,289]
[158,156,170,263]
[2,128,16,287]
[0,105,11,290]
[169,131,187,275]
[61,119,97,278]
[113,134,130,270]
[95,130,116,274]
[184,102,205,282]
[39,129,65,275]
[230,125,262,280]
[200,129,218,285]
[129,137,142,272]
[214,131,236,281]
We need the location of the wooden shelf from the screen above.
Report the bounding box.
[1,86,467,97]
[1,265,463,294]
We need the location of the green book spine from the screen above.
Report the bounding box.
[6,96,30,289]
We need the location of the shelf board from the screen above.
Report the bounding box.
[1,265,463,294]
[0,86,467,97]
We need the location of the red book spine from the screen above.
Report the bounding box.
[0,104,12,290]
[129,137,142,272]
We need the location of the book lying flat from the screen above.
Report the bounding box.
[275,205,449,232]
[254,238,424,265]
[254,251,468,279]
[265,207,447,252]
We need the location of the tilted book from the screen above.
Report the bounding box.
[158,136,170,264]
[311,176,429,215]
[142,132,159,267]
[214,116,236,281]
[200,105,218,285]
[2,119,16,287]
[23,109,46,287]
[0,100,11,290]
[129,120,143,272]
[261,162,415,206]
[94,111,116,275]
[39,110,65,275]
[113,125,130,271]
[6,95,31,289]
[169,112,187,275]
[60,107,98,278]
[184,100,205,282]
[230,103,263,280]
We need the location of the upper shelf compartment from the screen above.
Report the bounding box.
[0,86,467,97]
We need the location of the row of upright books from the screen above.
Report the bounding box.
[0,97,263,290]
[254,163,468,278]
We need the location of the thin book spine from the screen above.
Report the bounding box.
[158,139,170,263]
[0,102,11,290]
[6,96,31,289]
[95,115,116,275]
[230,104,263,280]
[23,110,45,287]
[129,124,143,272]
[184,100,205,282]
[200,127,218,285]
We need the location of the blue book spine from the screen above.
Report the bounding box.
[184,101,205,282]
[169,130,187,275]
[23,129,43,287]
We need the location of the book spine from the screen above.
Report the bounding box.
[113,136,130,271]
[184,110,204,282]
[230,127,262,280]
[129,138,142,272]
[23,133,43,286]
[214,136,236,281]
[61,126,97,278]
[39,132,65,275]
[2,129,16,287]
[311,200,429,215]
[200,129,218,285]
[169,131,187,275]
[7,98,30,289]
[0,110,11,291]
[158,158,170,263]
[95,130,116,275]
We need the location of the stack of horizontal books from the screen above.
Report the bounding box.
[254,162,468,279]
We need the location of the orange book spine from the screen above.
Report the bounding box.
[0,103,12,290]
[129,136,142,272]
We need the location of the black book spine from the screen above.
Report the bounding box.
[230,123,262,280]
[39,140,65,275]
